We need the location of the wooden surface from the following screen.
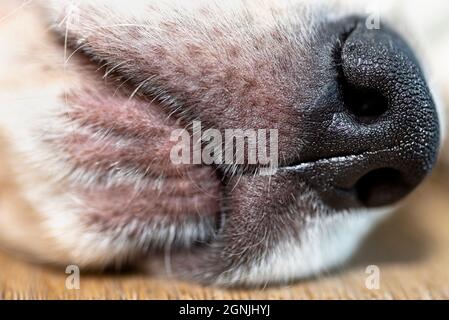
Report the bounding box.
[1,175,449,300]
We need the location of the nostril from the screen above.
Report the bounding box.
[343,84,389,123]
[355,168,411,207]
[333,20,390,124]
[300,17,440,211]
[333,21,390,123]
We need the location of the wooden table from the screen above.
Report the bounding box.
[1,176,448,300]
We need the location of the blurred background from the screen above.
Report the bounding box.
[0,0,448,299]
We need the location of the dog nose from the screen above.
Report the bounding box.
[298,18,440,209]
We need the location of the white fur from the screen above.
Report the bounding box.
[216,208,390,285]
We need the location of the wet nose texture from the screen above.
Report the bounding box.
[298,18,440,209]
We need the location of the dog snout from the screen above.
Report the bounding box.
[299,18,440,209]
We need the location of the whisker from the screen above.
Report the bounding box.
[103,60,129,79]
[128,76,155,101]
[0,0,33,25]
[64,42,90,65]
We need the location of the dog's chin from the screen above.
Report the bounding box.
[144,198,391,286]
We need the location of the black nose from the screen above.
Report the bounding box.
[298,18,440,209]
